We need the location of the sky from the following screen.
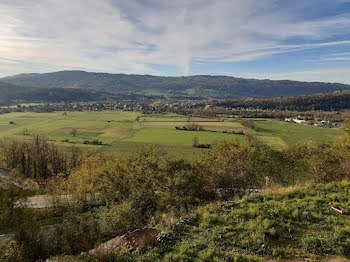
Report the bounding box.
[1,0,350,83]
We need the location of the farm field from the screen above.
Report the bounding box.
[0,110,341,158]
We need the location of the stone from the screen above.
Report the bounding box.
[89,227,160,255]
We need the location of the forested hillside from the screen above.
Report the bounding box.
[216,91,350,111]
[0,81,122,105]
[2,71,350,99]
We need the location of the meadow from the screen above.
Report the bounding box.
[0,110,341,158]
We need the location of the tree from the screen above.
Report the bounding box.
[67,157,105,205]
[192,136,199,147]
[200,143,259,189]
[70,128,77,137]
[22,128,29,136]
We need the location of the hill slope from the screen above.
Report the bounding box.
[0,81,118,105]
[137,182,350,261]
[2,71,350,100]
[46,182,350,261]
[216,91,350,111]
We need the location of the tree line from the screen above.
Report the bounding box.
[216,91,350,111]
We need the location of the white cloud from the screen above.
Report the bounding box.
[0,0,350,77]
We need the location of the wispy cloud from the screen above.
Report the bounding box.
[0,0,350,79]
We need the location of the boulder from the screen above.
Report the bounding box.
[0,234,15,245]
[89,227,160,255]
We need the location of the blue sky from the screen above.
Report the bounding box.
[1,0,350,83]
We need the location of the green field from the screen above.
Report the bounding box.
[0,111,341,158]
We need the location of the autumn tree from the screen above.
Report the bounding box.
[67,156,105,205]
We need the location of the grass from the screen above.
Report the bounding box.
[47,182,350,261]
[125,182,350,261]
[123,127,246,146]
[0,111,342,158]
[254,118,340,145]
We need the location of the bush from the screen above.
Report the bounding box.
[61,212,102,255]
[175,123,202,131]
[241,120,260,131]
[99,201,143,238]
[301,235,334,255]
[83,140,102,145]
[0,238,27,262]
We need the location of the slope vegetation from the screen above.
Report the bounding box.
[217,91,350,111]
[108,182,350,261]
[0,81,118,105]
[3,71,350,99]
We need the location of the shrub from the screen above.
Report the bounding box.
[0,238,27,262]
[61,212,102,255]
[241,120,260,131]
[99,201,143,238]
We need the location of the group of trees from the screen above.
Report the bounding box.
[62,128,350,210]
[175,123,203,131]
[0,137,81,180]
[1,128,349,196]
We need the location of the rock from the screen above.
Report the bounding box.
[0,234,15,245]
[89,227,160,255]
[215,187,261,200]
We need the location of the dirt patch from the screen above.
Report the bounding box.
[199,125,243,131]
[15,194,72,209]
[189,117,220,122]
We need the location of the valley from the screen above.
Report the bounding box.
[0,111,340,158]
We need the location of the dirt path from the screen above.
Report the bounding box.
[15,194,73,209]
[0,167,71,208]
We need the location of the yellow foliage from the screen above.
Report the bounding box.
[67,156,105,204]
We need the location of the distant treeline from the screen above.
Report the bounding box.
[216,91,350,111]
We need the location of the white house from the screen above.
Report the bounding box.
[293,118,308,125]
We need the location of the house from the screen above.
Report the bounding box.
[313,120,332,127]
[293,118,308,125]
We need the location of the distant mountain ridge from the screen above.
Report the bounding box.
[2,70,350,100]
[0,81,120,106]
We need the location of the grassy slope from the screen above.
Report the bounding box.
[48,182,350,261]
[131,182,350,261]
[0,111,341,158]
